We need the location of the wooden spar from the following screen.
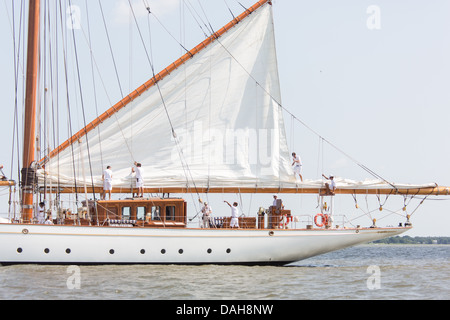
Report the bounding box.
[39,0,271,166]
[22,0,40,223]
[0,181,15,187]
[45,186,450,196]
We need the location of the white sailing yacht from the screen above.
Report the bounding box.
[0,0,448,265]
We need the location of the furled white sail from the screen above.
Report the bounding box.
[39,3,296,191]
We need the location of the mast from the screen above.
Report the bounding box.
[21,0,40,223]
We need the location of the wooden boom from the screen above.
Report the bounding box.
[43,185,450,196]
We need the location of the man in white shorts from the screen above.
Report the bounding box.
[132,162,144,198]
[201,202,213,228]
[37,202,46,224]
[224,201,239,229]
[102,166,113,200]
[291,152,303,182]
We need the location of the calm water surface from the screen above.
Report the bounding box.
[0,245,448,300]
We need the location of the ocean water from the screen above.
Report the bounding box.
[0,244,448,300]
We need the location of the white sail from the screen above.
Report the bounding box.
[39,4,296,190]
[37,2,442,195]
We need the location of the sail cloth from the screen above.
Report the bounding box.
[38,3,297,191]
[37,2,442,195]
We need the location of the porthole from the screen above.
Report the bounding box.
[44,248,50,254]
[17,248,23,254]
[140,249,146,255]
[161,249,166,254]
[66,249,71,254]
[178,249,184,254]
[109,249,115,255]
[226,248,231,254]
[207,249,212,254]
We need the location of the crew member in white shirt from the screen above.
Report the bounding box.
[224,201,239,229]
[132,162,144,198]
[45,213,54,225]
[37,202,45,224]
[273,195,278,207]
[292,152,303,182]
[201,202,213,228]
[102,166,113,200]
[322,174,336,195]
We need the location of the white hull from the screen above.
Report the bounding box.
[0,223,410,265]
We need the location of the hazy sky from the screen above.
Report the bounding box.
[0,0,449,236]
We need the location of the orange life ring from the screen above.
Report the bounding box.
[314,214,328,228]
[279,215,292,228]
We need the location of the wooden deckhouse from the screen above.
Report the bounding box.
[56,197,290,231]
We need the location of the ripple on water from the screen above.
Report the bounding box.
[0,245,448,300]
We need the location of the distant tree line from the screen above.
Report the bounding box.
[372,236,450,244]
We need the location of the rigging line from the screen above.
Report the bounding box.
[68,0,98,202]
[2,0,14,35]
[42,0,49,197]
[181,0,209,37]
[403,188,422,208]
[98,0,124,98]
[9,0,16,181]
[207,45,212,189]
[141,0,150,10]
[67,9,136,162]
[178,3,196,201]
[176,0,208,36]
[195,0,215,35]
[10,0,25,183]
[58,1,79,204]
[212,30,397,190]
[237,2,253,19]
[180,1,189,170]
[290,114,394,189]
[129,0,156,73]
[19,0,25,155]
[223,0,236,20]
[149,9,191,56]
[54,1,62,209]
[237,2,248,11]
[129,6,135,156]
[144,0,215,65]
[128,0,178,136]
[85,0,104,170]
[131,1,202,198]
[409,188,436,217]
[46,0,59,208]
[376,208,405,222]
[152,1,386,186]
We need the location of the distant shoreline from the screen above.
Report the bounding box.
[371,236,450,245]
